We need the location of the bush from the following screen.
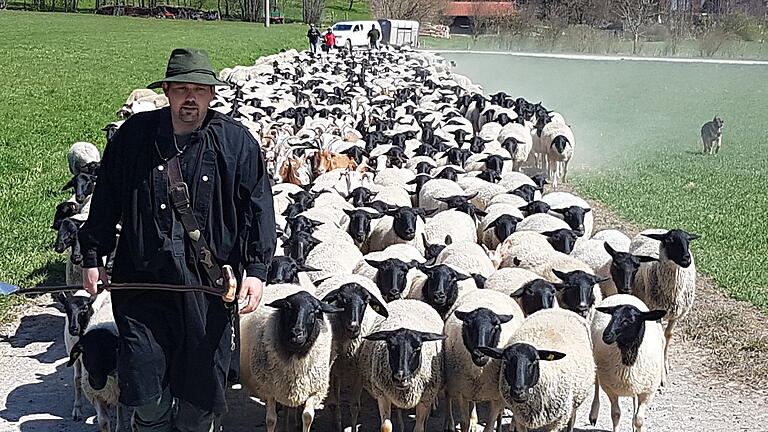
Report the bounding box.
[721,11,761,41]
[698,28,736,57]
[645,24,671,42]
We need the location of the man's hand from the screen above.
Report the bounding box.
[82,267,108,295]
[238,276,264,314]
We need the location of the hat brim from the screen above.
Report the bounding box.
[148,71,229,89]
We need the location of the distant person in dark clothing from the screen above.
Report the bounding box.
[367,24,381,50]
[307,24,322,54]
[324,27,336,52]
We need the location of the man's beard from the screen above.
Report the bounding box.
[178,105,200,123]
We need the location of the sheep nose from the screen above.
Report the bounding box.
[347,321,360,333]
[393,370,407,383]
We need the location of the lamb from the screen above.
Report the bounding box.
[423,209,477,246]
[478,308,596,432]
[630,229,700,375]
[67,141,101,176]
[239,285,343,432]
[359,299,447,432]
[497,122,533,171]
[435,240,496,278]
[588,294,666,432]
[63,291,123,432]
[315,276,390,431]
[443,290,525,432]
[58,290,113,423]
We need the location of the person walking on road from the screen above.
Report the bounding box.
[307,23,322,54]
[78,48,276,431]
[367,24,381,50]
[323,27,337,53]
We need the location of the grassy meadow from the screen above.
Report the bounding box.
[444,53,768,310]
[0,10,315,320]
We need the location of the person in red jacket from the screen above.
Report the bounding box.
[323,28,336,53]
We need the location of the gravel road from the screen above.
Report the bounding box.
[1,299,766,432]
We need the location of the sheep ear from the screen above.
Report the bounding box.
[643,310,667,321]
[406,260,420,269]
[540,230,555,237]
[318,300,344,314]
[365,259,384,269]
[552,270,568,281]
[603,242,618,257]
[596,306,618,315]
[364,330,396,341]
[474,346,504,359]
[67,343,83,368]
[510,287,526,298]
[454,310,471,322]
[584,208,592,213]
[636,255,658,263]
[423,208,439,217]
[418,331,447,342]
[550,207,567,215]
[444,235,453,245]
[687,233,701,241]
[367,296,389,318]
[61,177,76,191]
[312,275,333,287]
[343,209,356,216]
[266,299,291,309]
[641,232,666,241]
[552,283,567,292]
[298,264,321,272]
[496,314,514,324]
[593,275,611,284]
[537,350,566,361]
[454,272,472,281]
[512,257,521,266]
[465,192,478,200]
[55,292,69,305]
[321,288,343,304]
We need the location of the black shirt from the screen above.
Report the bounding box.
[79,107,276,284]
[77,107,276,412]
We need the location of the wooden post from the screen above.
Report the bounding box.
[265,0,269,27]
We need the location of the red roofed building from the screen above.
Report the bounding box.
[443,1,517,34]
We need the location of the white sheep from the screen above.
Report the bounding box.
[589,294,666,432]
[303,239,364,283]
[443,290,525,432]
[366,209,427,255]
[484,267,540,296]
[630,229,700,376]
[476,204,525,249]
[496,231,556,269]
[67,142,101,175]
[417,178,466,211]
[540,121,575,187]
[542,191,594,240]
[497,122,533,171]
[359,299,446,432]
[479,308,595,432]
[516,213,571,235]
[436,240,496,278]
[240,284,340,432]
[457,176,508,211]
[423,209,477,246]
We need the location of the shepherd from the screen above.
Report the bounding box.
[78,48,276,431]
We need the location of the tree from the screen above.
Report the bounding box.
[612,0,659,54]
[303,0,325,23]
[369,0,449,23]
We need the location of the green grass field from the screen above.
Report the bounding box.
[0,10,315,320]
[444,53,768,310]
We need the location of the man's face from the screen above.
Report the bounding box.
[163,82,215,126]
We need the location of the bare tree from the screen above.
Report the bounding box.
[612,0,660,54]
[369,0,449,22]
[303,0,325,23]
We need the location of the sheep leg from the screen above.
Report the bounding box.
[414,402,430,432]
[396,408,405,432]
[442,396,455,432]
[608,392,621,432]
[514,418,527,432]
[483,400,503,432]
[664,319,676,376]
[589,377,600,425]
[377,398,392,432]
[302,395,317,432]
[71,361,84,421]
[94,400,111,432]
[265,398,277,432]
[329,377,342,432]
[350,383,363,431]
[562,160,569,184]
[634,393,652,432]
[567,408,577,432]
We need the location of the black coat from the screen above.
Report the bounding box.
[79,107,276,412]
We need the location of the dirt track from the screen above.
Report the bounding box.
[1,292,767,431]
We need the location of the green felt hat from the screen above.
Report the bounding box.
[148,48,229,89]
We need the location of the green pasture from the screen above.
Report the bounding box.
[0,10,312,320]
[444,52,768,311]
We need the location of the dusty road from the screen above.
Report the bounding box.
[1,297,766,432]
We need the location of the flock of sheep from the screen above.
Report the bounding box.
[49,46,702,432]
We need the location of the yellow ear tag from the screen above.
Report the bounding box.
[372,305,380,312]
[546,354,555,361]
